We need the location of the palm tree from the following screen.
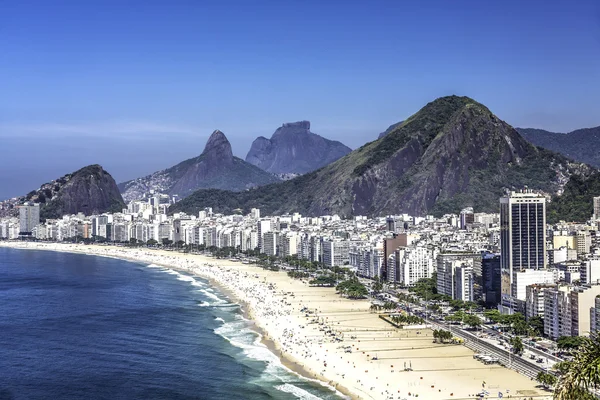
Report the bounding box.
[553,333,600,400]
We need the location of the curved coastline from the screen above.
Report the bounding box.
[0,242,552,400]
[0,242,353,399]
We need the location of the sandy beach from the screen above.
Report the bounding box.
[0,242,552,400]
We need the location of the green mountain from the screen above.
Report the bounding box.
[118,130,280,202]
[547,171,600,223]
[170,96,590,217]
[23,164,125,220]
[518,127,600,168]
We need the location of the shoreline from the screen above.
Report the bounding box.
[0,242,353,399]
[0,241,552,400]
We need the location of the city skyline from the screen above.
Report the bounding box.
[2,0,600,200]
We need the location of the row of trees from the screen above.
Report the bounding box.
[432,329,453,343]
[308,275,337,287]
[483,310,543,336]
[369,301,400,313]
[445,311,482,329]
[388,314,424,326]
[336,278,368,299]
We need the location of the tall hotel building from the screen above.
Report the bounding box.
[500,189,547,313]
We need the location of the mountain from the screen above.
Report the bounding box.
[170,96,590,218]
[118,130,280,202]
[23,165,125,220]
[547,171,600,223]
[517,127,600,168]
[378,121,403,139]
[245,121,352,174]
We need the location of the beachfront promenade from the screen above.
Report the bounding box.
[0,242,553,400]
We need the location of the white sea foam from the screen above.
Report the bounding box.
[274,384,324,400]
[198,302,211,307]
[200,289,226,303]
[146,264,164,269]
[214,317,225,323]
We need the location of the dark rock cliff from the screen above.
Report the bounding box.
[23,165,125,220]
[245,121,352,174]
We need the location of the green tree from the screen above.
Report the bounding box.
[557,336,586,352]
[372,276,384,294]
[510,336,524,356]
[528,316,544,336]
[553,333,600,399]
[536,371,557,389]
[463,314,482,329]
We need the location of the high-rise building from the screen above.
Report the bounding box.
[482,253,501,307]
[257,219,272,253]
[459,207,475,230]
[453,263,474,302]
[594,196,600,221]
[19,203,40,236]
[500,190,547,312]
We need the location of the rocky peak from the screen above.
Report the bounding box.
[245,121,351,174]
[273,121,311,138]
[202,130,233,161]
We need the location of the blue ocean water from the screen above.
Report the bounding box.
[0,248,340,400]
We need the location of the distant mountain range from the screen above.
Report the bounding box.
[6,165,125,221]
[170,96,592,218]
[245,121,352,174]
[118,130,280,202]
[517,127,600,168]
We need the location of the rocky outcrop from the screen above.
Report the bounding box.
[22,165,125,220]
[171,96,593,218]
[119,130,280,202]
[518,126,600,168]
[245,121,351,174]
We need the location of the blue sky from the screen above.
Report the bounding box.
[1,0,599,199]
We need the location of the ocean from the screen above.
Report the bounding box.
[0,247,341,400]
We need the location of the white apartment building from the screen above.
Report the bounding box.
[19,203,40,235]
[453,263,474,302]
[395,246,434,286]
[436,253,481,300]
[321,239,350,268]
[544,285,573,340]
[262,231,279,256]
[581,259,600,285]
[544,285,600,339]
[525,284,555,320]
[280,233,298,257]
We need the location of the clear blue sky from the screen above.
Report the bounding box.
[1,0,599,199]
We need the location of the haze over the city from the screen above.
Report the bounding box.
[1,0,599,200]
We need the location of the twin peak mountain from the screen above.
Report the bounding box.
[118,122,351,202]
